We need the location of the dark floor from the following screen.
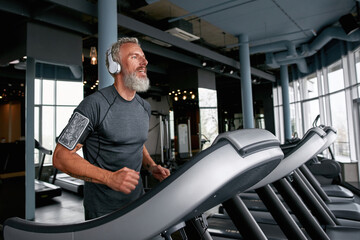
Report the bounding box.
[1,180,360,240]
[35,190,84,224]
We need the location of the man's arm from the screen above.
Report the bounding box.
[53,143,140,194]
[142,145,170,181]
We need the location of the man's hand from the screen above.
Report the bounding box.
[106,167,140,194]
[149,165,170,182]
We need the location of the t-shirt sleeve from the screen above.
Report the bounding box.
[57,94,100,150]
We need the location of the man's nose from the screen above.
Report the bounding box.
[140,56,148,66]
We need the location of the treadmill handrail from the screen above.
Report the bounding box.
[248,127,326,190]
[4,129,283,240]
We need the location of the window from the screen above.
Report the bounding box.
[328,61,344,93]
[329,91,350,159]
[303,73,318,99]
[302,99,319,131]
[34,64,83,165]
[327,61,350,160]
[274,44,360,172]
[290,102,303,138]
[355,50,360,96]
[289,81,295,103]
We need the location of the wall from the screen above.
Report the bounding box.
[0,101,21,142]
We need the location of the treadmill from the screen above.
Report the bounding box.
[309,117,354,200]
[34,140,62,201]
[49,169,84,195]
[207,127,360,240]
[241,126,360,225]
[3,128,284,240]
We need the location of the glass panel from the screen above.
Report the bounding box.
[273,85,278,106]
[355,50,360,84]
[34,106,40,164]
[274,106,280,139]
[302,99,319,131]
[295,80,301,101]
[42,79,55,105]
[56,81,83,106]
[277,85,282,105]
[329,91,350,160]
[356,51,360,96]
[56,106,76,136]
[319,73,325,95]
[277,106,284,143]
[34,106,40,143]
[328,61,344,93]
[289,81,295,103]
[198,88,217,107]
[290,103,296,136]
[295,102,303,137]
[42,106,55,165]
[305,73,318,99]
[35,78,41,105]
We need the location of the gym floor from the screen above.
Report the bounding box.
[35,190,84,224]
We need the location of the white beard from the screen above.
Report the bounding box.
[124,72,150,92]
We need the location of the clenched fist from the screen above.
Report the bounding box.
[106,167,140,194]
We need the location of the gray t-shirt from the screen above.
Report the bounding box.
[59,85,151,216]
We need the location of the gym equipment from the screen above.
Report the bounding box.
[242,126,359,224]
[48,137,84,195]
[208,127,327,239]
[150,111,173,166]
[3,129,283,240]
[177,121,192,159]
[310,117,354,200]
[49,171,84,195]
[34,140,62,201]
[208,126,360,240]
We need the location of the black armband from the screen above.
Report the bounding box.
[58,112,90,150]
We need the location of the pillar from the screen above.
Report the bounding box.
[98,0,118,89]
[280,65,291,140]
[239,34,254,128]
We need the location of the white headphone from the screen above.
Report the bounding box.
[107,48,121,74]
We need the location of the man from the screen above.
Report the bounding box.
[53,37,170,220]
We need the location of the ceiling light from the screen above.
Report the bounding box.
[143,36,172,47]
[90,46,97,65]
[9,59,19,64]
[165,27,200,42]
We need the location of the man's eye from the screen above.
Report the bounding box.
[131,55,137,59]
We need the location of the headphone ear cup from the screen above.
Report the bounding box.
[107,49,121,74]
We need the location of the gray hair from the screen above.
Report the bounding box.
[105,37,140,74]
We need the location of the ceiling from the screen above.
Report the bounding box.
[0,0,357,101]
